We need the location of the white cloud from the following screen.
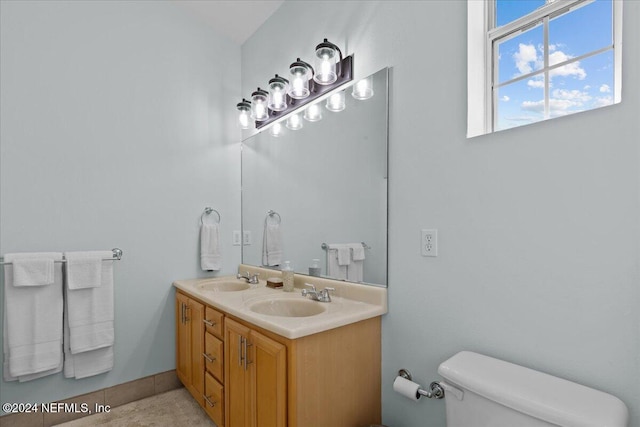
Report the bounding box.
[527,79,545,89]
[513,43,538,75]
[501,95,510,102]
[593,96,613,107]
[552,89,591,103]
[521,98,583,116]
[599,84,611,93]
[584,85,591,90]
[549,51,586,80]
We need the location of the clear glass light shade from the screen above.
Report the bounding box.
[314,46,337,85]
[303,103,322,122]
[326,90,346,112]
[285,113,303,130]
[268,75,289,112]
[251,90,269,122]
[269,122,283,137]
[288,65,311,99]
[352,76,374,100]
[237,101,251,129]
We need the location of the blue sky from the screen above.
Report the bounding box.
[495,0,614,130]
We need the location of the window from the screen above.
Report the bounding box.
[467,0,622,137]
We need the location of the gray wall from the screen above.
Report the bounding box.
[0,0,241,407]
[241,1,640,426]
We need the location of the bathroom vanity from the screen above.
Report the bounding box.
[174,265,387,427]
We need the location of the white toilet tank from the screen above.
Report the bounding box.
[437,351,629,427]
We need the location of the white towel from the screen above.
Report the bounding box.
[347,243,365,282]
[262,223,283,267]
[12,258,54,287]
[350,244,366,262]
[65,252,103,289]
[63,294,114,379]
[326,249,348,280]
[64,251,114,354]
[3,252,64,381]
[200,223,221,271]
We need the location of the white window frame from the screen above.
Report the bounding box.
[467,0,623,138]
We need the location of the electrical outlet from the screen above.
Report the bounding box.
[243,230,252,245]
[233,230,242,246]
[421,229,438,257]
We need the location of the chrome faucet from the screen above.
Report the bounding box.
[237,272,260,284]
[301,283,335,302]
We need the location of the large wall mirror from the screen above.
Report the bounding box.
[241,67,388,287]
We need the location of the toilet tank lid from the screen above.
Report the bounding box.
[437,351,629,427]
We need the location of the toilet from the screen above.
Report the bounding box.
[437,351,629,427]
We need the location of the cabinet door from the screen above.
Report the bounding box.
[250,330,286,427]
[189,298,205,403]
[176,292,190,386]
[225,318,251,427]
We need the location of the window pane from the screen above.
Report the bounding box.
[495,72,546,131]
[549,50,614,117]
[496,0,546,27]
[496,23,543,84]
[549,0,612,63]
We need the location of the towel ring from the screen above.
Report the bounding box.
[201,207,221,225]
[266,210,281,225]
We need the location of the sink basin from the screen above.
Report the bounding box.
[197,281,251,292]
[249,299,326,317]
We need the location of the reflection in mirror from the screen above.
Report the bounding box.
[241,67,388,287]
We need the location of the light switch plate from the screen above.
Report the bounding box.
[243,230,252,245]
[233,230,242,246]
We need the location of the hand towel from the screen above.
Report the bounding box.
[64,251,114,354]
[200,223,221,271]
[350,243,366,262]
[326,249,348,280]
[65,252,103,289]
[12,258,54,287]
[262,223,283,267]
[347,260,364,282]
[3,252,63,381]
[63,294,114,379]
[327,244,351,266]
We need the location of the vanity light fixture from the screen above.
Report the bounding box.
[352,75,374,100]
[285,113,303,130]
[250,88,269,122]
[236,98,251,129]
[267,74,289,112]
[303,103,323,122]
[236,38,353,131]
[288,58,314,99]
[269,122,283,137]
[326,90,346,112]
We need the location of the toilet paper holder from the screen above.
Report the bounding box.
[398,369,445,399]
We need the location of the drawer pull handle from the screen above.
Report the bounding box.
[203,353,216,363]
[203,319,216,327]
[203,395,216,407]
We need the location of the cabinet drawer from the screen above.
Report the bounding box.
[204,307,224,338]
[204,372,224,427]
[204,332,224,382]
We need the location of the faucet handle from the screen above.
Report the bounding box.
[319,287,335,301]
[304,283,317,292]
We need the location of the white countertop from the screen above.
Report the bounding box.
[173,274,387,339]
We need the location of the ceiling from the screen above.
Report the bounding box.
[172,0,285,45]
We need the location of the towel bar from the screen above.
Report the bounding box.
[321,242,371,250]
[0,248,124,265]
[266,210,281,225]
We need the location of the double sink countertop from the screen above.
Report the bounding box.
[173,264,387,339]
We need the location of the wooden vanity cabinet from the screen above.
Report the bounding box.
[176,289,382,427]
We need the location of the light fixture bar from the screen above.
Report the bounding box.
[255,55,353,129]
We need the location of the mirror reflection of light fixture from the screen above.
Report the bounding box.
[313,39,342,85]
[250,88,269,122]
[303,103,322,122]
[236,98,251,129]
[326,90,346,112]
[268,74,289,111]
[288,58,314,100]
[352,76,374,100]
[269,122,283,137]
[286,113,303,130]
[237,38,353,131]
